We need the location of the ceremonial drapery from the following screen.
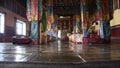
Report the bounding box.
[27,0,42,41]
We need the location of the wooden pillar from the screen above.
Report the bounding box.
[38,0,43,44]
[69,20,70,31]
[80,0,88,37]
[39,23,42,44]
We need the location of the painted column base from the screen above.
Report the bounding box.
[30,40,38,45]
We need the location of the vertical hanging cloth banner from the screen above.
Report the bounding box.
[26,0,39,42]
[42,12,47,32]
[96,0,101,11]
[97,0,111,40]
[30,0,38,41]
[96,0,102,20]
[96,0,103,39]
[31,0,38,21]
[73,15,80,33]
[101,0,109,20]
[46,0,54,36]
[80,0,88,37]
[30,21,38,40]
[109,0,113,19]
[38,0,42,21]
[26,0,31,21]
[100,20,110,40]
[103,21,110,40]
[101,0,110,40]
[46,4,53,29]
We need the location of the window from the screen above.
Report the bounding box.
[16,19,26,35]
[0,13,5,33]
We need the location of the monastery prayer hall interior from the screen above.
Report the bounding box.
[0,0,120,68]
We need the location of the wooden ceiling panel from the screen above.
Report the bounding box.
[46,0,97,16]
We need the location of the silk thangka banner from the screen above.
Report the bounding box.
[38,0,42,21]
[26,0,42,41]
[100,20,110,39]
[30,21,38,40]
[26,0,31,21]
[42,12,47,32]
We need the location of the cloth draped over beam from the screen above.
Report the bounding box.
[30,21,38,40]
[26,0,54,41]
[42,12,47,32]
[100,20,110,39]
[38,0,42,21]
[46,4,57,37]
[109,0,113,19]
[26,0,43,41]
[26,0,31,21]
[46,6,53,30]
[96,0,113,40]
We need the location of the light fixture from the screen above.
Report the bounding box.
[59,16,64,18]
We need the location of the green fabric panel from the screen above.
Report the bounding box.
[100,20,110,39]
[30,21,38,41]
[27,0,31,12]
[103,20,110,39]
[42,12,47,32]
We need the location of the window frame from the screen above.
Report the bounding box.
[16,19,26,36]
[0,13,5,34]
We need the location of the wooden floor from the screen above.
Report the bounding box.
[0,40,120,62]
[0,40,119,68]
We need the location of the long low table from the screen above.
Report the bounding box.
[82,37,110,44]
[12,37,31,44]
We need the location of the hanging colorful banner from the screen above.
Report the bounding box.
[96,0,101,11]
[102,13,110,20]
[100,20,110,39]
[101,1,109,14]
[38,0,42,21]
[27,0,39,41]
[26,0,31,21]
[42,12,47,32]
[109,0,113,19]
[46,6,53,30]
[109,0,113,11]
[31,0,38,21]
[103,21,110,39]
[80,0,88,37]
[30,21,38,40]
[46,6,52,16]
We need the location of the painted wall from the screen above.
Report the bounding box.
[111,9,120,26]
[111,28,120,38]
[110,9,120,38]
[0,7,29,42]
